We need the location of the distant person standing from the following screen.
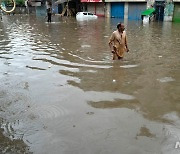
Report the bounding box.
[0,10,2,20]
[109,23,129,60]
[25,0,30,14]
[46,0,52,23]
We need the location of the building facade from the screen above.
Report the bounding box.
[81,0,106,17]
[81,0,180,22]
[173,0,180,22]
[33,0,180,22]
[105,0,148,20]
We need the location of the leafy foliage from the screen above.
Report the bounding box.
[1,0,25,7]
[16,0,25,6]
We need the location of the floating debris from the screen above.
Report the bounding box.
[86,112,94,115]
[26,65,46,70]
[120,65,138,68]
[48,65,53,68]
[157,77,175,83]
[81,45,91,48]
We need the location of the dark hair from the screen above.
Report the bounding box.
[117,23,121,29]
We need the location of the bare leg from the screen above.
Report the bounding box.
[112,53,116,60]
[112,46,118,60]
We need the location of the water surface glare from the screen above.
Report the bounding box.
[0,15,180,154]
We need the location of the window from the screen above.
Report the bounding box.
[88,13,93,16]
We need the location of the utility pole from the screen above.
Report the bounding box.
[67,0,69,16]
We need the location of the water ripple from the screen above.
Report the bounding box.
[33,57,111,69]
[68,53,107,63]
[29,105,68,119]
[1,120,23,140]
[85,91,135,102]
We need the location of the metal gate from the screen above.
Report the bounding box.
[111,2,124,18]
[173,3,180,22]
[88,2,105,16]
[128,2,146,20]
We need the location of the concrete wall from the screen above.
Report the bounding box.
[36,5,46,16]
[124,2,128,19]
[164,0,174,21]
[105,3,111,17]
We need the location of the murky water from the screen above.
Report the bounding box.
[0,15,180,154]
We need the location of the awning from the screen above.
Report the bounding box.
[141,8,155,16]
[55,0,72,4]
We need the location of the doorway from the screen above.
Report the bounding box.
[154,1,165,21]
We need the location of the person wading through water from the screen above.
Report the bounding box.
[46,0,52,23]
[109,23,129,60]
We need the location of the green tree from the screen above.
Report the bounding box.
[16,0,25,6]
[1,0,15,6]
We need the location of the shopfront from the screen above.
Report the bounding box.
[81,0,105,16]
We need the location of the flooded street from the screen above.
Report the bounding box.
[0,15,180,154]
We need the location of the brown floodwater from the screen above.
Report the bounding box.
[0,15,180,154]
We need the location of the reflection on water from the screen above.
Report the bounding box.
[136,126,156,138]
[0,15,180,154]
